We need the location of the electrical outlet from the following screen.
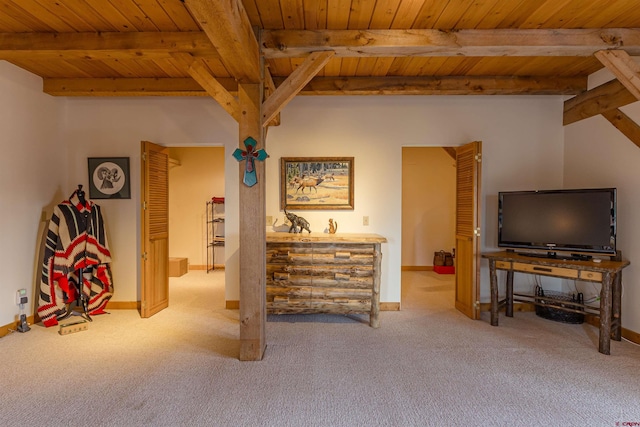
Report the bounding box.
[16,289,27,306]
[266,215,273,225]
[363,216,369,226]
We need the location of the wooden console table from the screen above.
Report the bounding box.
[482,251,630,355]
[266,232,386,327]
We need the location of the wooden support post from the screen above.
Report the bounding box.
[238,83,267,361]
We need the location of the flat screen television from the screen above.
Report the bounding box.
[498,188,617,258]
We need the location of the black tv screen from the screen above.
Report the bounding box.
[498,188,616,255]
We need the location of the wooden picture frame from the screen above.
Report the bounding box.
[280,157,354,210]
[87,157,131,199]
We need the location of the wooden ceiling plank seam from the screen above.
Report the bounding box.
[455,0,503,30]
[17,57,94,78]
[371,57,395,76]
[595,50,640,100]
[347,0,377,30]
[475,0,524,29]
[519,0,573,29]
[129,57,172,77]
[11,0,77,32]
[131,0,180,31]
[326,0,351,30]
[0,9,32,32]
[99,57,151,78]
[322,56,342,75]
[533,0,590,29]
[602,108,640,149]
[65,58,126,78]
[154,57,190,78]
[369,0,402,30]
[423,56,450,76]
[386,56,415,75]
[105,0,160,32]
[389,0,424,29]
[261,28,640,59]
[254,0,285,29]
[304,0,328,30]
[242,0,264,28]
[354,56,379,76]
[557,57,601,77]
[184,0,261,83]
[339,57,360,76]
[85,0,141,32]
[0,1,59,32]
[280,0,305,29]
[200,58,234,79]
[563,79,636,126]
[36,0,116,32]
[600,1,638,28]
[556,0,621,29]
[155,0,201,31]
[411,0,452,29]
[265,57,294,76]
[432,0,475,30]
[449,57,484,76]
[497,0,544,29]
[401,56,429,76]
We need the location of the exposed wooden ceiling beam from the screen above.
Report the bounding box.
[291,75,586,95]
[0,32,219,60]
[42,75,585,97]
[262,51,335,127]
[261,28,640,58]
[3,28,638,64]
[563,79,636,126]
[42,77,234,96]
[171,52,241,122]
[595,49,640,100]
[602,108,640,148]
[183,0,260,83]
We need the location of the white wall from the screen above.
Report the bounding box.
[0,61,570,327]
[0,61,64,327]
[564,67,640,333]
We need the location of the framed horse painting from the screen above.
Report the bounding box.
[280,157,354,210]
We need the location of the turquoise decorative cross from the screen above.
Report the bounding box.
[233,137,268,187]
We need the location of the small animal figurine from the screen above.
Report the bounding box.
[328,218,337,234]
[284,209,311,234]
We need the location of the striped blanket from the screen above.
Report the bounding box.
[38,193,114,327]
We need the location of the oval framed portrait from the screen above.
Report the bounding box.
[87,157,131,199]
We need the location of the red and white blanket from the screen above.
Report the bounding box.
[38,193,114,327]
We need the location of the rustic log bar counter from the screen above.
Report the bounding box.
[266,232,386,327]
[483,250,630,355]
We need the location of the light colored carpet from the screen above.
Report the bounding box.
[1,270,639,427]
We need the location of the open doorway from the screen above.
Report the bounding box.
[167,147,225,287]
[401,147,457,309]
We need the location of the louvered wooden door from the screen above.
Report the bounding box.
[140,141,169,318]
[455,141,482,319]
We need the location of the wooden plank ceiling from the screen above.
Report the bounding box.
[0,0,639,98]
